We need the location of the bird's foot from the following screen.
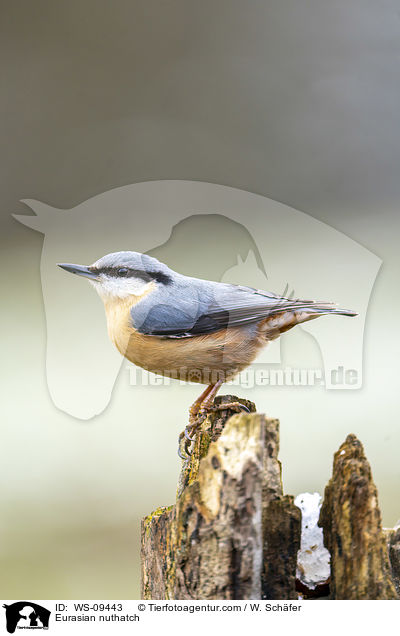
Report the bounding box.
[178,401,250,459]
[177,418,204,459]
[209,401,251,414]
[177,432,191,461]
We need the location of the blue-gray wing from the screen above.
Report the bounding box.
[129,276,345,338]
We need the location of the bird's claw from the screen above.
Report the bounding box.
[177,444,190,461]
[178,420,200,459]
[178,430,192,460]
[184,427,195,441]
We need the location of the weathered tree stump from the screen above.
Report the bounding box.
[141,402,399,600]
[141,395,301,600]
[319,434,398,599]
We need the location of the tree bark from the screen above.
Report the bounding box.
[141,402,399,600]
[141,395,301,600]
[319,434,398,599]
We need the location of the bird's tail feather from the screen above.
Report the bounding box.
[301,303,358,317]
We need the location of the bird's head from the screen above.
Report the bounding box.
[57,251,173,302]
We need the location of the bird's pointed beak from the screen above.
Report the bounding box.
[57,263,99,280]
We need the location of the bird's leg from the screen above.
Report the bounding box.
[185,381,253,449]
[179,381,250,459]
[188,383,216,424]
[194,382,251,418]
[196,379,224,420]
[178,382,224,459]
[178,384,216,459]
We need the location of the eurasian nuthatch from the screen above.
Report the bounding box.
[58,251,357,454]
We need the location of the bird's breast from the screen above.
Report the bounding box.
[103,298,267,384]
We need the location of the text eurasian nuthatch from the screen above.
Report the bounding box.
[58,251,357,454]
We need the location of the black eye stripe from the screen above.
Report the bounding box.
[93,266,152,281]
[90,266,172,285]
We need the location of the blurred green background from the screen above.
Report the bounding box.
[1,0,400,599]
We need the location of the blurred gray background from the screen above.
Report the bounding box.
[1,0,400,598]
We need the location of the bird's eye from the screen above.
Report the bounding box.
[117,267,129,277]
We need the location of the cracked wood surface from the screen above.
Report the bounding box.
[141,395,300,600]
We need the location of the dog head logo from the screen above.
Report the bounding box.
[13,181,381,419]
[3,602,50,633]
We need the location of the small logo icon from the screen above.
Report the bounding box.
[2,602,51,633]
